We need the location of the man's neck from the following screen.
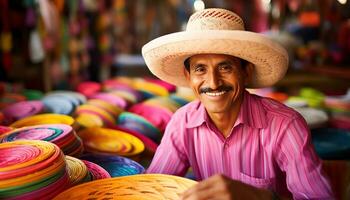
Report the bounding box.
[207,96,244,138]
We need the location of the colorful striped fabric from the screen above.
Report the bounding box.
[147,91,334,199]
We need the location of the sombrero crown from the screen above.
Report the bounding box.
[142,8,289,88]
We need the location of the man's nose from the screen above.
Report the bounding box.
[207,69,221,90]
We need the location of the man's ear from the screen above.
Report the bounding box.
[244,63,254,86]
[184,67,190,81]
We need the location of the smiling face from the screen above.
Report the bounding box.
[184,54,251,115]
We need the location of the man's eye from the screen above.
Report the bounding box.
[219,65,233,72]
[194,67,205,73]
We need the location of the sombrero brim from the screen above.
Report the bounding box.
[142,30,289,88]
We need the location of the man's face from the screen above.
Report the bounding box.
[185,54,250,115]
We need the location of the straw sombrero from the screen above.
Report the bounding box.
[52,174,196,200]
[142,8,289,88]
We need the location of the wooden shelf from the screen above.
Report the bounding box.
[276,65,350,93]
[302,65,350,80]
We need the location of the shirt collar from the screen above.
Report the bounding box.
[234,90,267,129]
[185,100,208,128]
[186,90,267,129]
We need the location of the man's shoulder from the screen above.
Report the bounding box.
[165,100,201,133]
[250,93,300,120]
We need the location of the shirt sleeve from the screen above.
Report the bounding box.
[146,114,190,176]
[274,114,334,199]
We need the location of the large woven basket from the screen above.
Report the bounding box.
[53,174,197,200]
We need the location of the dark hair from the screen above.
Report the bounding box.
[240,59,249,69]
[183,56,248,72]
[184,57,191,72]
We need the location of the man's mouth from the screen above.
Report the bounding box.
[204,91,228,96]
[200,86,233,97]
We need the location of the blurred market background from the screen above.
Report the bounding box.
[0,0,350,200]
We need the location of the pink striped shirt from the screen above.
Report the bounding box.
[147,91,334,199]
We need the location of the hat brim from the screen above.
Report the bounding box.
[142,30,289,88]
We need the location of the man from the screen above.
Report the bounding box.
[142,8,333,200]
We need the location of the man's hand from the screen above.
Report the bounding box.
[180,174,273,200]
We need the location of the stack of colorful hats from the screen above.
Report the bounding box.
[132,78,170,98]
[324,89,350,130]
[169,94,190,107]
[1,124,83,157]
[103,79,144,102]
[144,78,177,93]
[117,112,162,144]
[284,97,308,109]
[297,87,325,108]
[283,88,329,129]
[21,89,44,101]
[42,96,74,115]
[10,114,77,129]
[80,154,145,177]
[128,103,172,133]
[173,87,196,102]
[113,125,159,156]
[65,156,91,186]
[144,96,182,113]
[86,99,122,118]
[77,127,144,158]
[1,100,44,125]
[76,81,102,98]
[74,81,132,128]
[89,92,128,110]
[52,174,196,200]
[0,93,27,110]
[110,90,138,105]
[75,99,122,128]
[46,91,87,106]
[0,77,201,199]
[42,91,86,115]
[81,160,111,180]
[0,140,69,200]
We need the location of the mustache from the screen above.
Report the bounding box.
[199,85,233,94]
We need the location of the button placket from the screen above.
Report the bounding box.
[222,141,229,174]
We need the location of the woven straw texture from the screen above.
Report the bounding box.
[65,156,90,186]
[142,8,288,88]
[53,174,197,200]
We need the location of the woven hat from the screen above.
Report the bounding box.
[142,8,288,88]
[52,174,197,200]
[0,140,70,199]
[65,156,91,186]
[79,154,145,177]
